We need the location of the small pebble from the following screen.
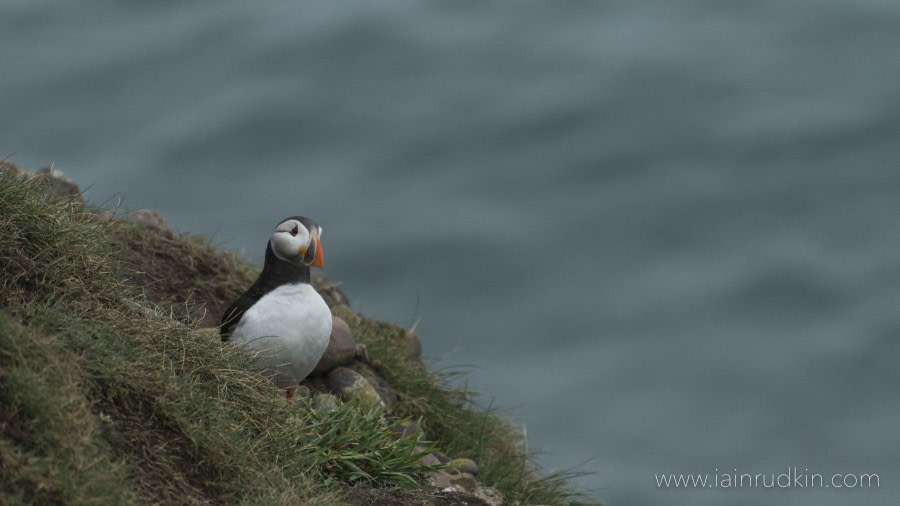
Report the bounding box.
[312,393,339,412]
[472,486,505,506]
[448,471,478,492]
[417,453,441,467]
[128,208,172,234]
[447,457,479,476]
[391,420,424,441]
[431,451,451,464]
[430,471,452,489]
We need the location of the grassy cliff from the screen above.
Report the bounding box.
[0,165,592,505]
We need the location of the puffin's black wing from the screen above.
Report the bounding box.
[220,294,256,342]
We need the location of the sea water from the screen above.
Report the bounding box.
[3,2,900,504]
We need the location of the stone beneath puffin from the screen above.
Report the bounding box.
[310,316,357,376]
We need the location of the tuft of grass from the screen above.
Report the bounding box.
[291,399,437,488]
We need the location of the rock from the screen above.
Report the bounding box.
[448,471,478,492]
[434,452,453,464]
[293,385,312,399]
[128,209,172,235]
[391,419,424,441]
[311,273,350,308]
[431,451,452,464]
[324,367,384,411]
[312,393,339,412]
[429,470,453,489]
[472,486,505,506]
[417,452,442,467]
[447,458,479,476]
[300,375,329,393]
[310,316,356,375]
[348,362,398,410]
[34,166,82,200]
[0,162,82,201]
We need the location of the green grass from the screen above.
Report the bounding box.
[0,170,594,505]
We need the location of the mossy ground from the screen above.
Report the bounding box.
[0,169,594,505]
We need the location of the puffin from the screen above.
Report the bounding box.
[220,216,332,396]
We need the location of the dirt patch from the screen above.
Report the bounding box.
[345,485,493,506]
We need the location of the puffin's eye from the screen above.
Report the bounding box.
[290,225,299,237]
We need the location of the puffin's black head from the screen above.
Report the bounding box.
[269,216,324,268]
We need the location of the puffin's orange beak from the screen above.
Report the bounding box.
[303,231,324,268]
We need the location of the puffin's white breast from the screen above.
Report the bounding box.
[230,283,332,388]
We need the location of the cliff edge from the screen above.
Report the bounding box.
[0,162,592,505]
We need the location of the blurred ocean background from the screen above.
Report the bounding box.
[2,1,899,504]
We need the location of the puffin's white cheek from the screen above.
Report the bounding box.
[271,235,297,261]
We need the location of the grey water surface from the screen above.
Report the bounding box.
[3,1,900,504]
